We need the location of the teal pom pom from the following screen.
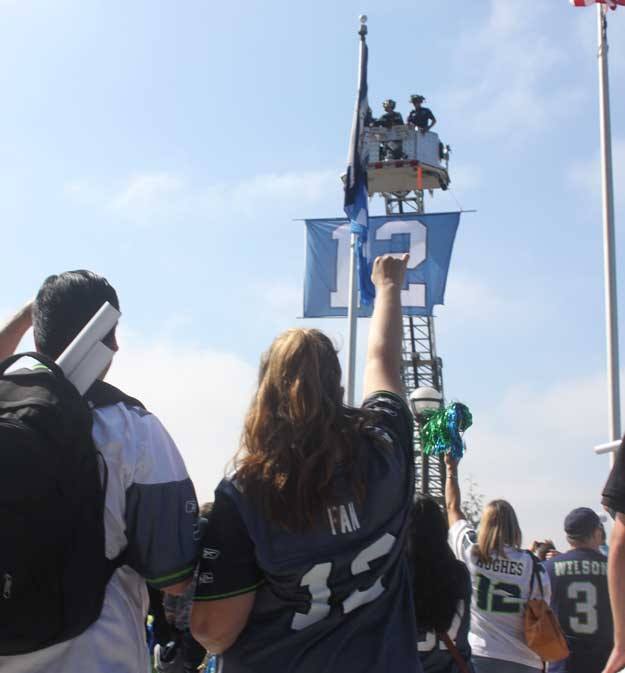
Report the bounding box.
[420,402,472,459]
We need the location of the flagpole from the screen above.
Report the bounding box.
[346,231,359,405]
[345,16,368,407]
[597,3,621,465]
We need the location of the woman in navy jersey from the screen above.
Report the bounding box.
[411,496,475,673]
[191,255,421,673]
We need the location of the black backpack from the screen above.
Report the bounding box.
[0,351,142,655]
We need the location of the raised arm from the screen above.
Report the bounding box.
[0,301,33,360]
[362,254,408,399]
[444,454,465,527]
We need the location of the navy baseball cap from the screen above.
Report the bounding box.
[565,507,600,538]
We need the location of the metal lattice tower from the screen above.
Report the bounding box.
[381,189,446,503]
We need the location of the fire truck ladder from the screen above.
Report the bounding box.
[381,189,446,502]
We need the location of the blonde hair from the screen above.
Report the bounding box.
[234,328,377,531]
[476,499,522,563]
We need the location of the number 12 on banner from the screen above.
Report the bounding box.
[330,220,427,309]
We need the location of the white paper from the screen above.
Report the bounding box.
[56,302,120,378]
[56,301,120,395]
[68,341,115,395]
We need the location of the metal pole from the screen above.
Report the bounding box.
[597,4,621,465]
[345,16,367,407]
[345,233,359,405]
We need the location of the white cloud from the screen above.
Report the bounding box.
[110,173,185,218]
[439,272,507,323]
[436,271,542,336]
[448,162,482,194]
[443,0,583,139]
[64,169,340,228]
[252,281,302,320]
[461,367,622,549]
[106,331,257,503]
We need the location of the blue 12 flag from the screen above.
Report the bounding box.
[303,212,460,318]
[343,26,376,305]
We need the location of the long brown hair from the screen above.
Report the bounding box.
[476,499,522,563]
[234,328,377,531]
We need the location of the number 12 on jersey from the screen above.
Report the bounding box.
[291,533,396,630]
[476,574,522,614]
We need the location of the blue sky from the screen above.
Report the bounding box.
[2,0,625,547]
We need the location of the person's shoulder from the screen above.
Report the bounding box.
[361,391,413,448]
[88,380,147,412]
[216,475,239,497]
[449,519,477,558]
[214,477,248,514]
[362,390,410,415]
[449,517,475,540]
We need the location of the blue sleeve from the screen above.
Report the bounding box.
[194,485,264,602]
[122,410,200,588]
[361,391,413,456]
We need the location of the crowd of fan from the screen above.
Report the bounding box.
[1,258,625,673]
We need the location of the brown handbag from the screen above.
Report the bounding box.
[439,631,471,673]
[523,553,570,663]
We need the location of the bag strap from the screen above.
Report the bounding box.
[527,551,544,599]
[527,551,548,673]
[439,632,471,673]
[0,351,66,380]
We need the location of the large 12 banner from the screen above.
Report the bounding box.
[303,211,460,317]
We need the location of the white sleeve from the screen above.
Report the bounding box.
[448,519,477,565]
[124,409,200,587]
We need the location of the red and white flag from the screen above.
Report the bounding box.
[570,0,625,8]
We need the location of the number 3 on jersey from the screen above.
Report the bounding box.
[291,533,396,630]
[567,581,598,635]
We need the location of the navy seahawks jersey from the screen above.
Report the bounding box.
[194,391,418,673]
[416,566,475,673]
[544,549,612,673]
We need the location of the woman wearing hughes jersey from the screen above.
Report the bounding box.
[411,495,476,673]
[191,255,422,673]
[445,455,550,673]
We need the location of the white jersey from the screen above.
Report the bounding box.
[0,398,198,673]
[449,520,550,670]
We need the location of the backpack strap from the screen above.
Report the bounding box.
[86,380,145,410]
[439,632,471,673]
[0,351,65,379]
[86,380,145,578]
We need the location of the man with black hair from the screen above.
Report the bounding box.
[544,508,612,673]
[0,271,199,673]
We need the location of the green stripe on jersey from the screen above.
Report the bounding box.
[193,579,265,602]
